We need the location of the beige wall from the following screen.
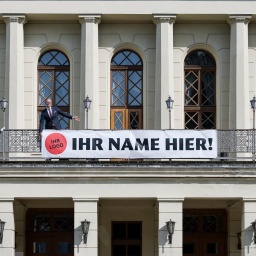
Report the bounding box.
[24,23,81,129]
[99,23,155,129]
[0,16,255,130]
[99,199,155,256]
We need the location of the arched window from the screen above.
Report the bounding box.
[38,50,70,129]
[111,50,143,129]
[184,50,216,129]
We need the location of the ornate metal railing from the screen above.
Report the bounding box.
[0,129,255,161]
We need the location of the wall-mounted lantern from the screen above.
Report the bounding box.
[165,96,174,129]
[0,219,6,244]
[251,220,256,244]
[166,219,175,244]
[81,219,90,244]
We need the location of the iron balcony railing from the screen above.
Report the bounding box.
[0,129,255,161]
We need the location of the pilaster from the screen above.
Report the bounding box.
[242,198,256,256]
[227,201,242,255]
[0,198,15,256]
[3,15,26,129]
[228,15,251,129]
[153,15,176,129]
[157,197,183,256]
[73,197,99,256]
[79,15,101,129]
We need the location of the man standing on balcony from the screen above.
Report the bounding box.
[39,98,80,136]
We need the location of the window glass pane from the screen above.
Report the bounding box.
[183,243,195,254]
[128,71,142,106]
[55,71,70,106]
[32,215,51,232]
[38,71,53,106]
[58,242,71,254]
[185,112,199,129]
[112,51,142,66]
[202,112,215,129]
[203,215,223,232]
[59,116,69,130]
[33,242,46,253]
[207,243,218,254]
[185,51,215,66]
[114,112,124,130]
[185,71,198,106]
[113,245,126,256]
[129,112,139,129]
[128,245,141,256]
[39,51,69,66]
[127,223,141,239]
[113,223,126,239]
[55,214,74,231]
[112,71,126,106]
[201,71,215,106]
[183,215,199,232]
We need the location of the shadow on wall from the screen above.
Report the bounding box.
[244,225,255,252]
[74,225,82,253]
[159,224,169,253]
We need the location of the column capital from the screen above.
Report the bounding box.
[0,197,14,202]
[157,197,184,202]
[153,14,176,25]
[79,14,101,25]
[228,15,251,25]
[243,197,256,202]
[2,14,26,25]
[73,197,99,202]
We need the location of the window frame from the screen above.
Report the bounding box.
[110,50,143,130]
[184,50,216,129]
[111,221,142,256]
[37,50,70,129]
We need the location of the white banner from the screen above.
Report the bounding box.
[42,130,217,159]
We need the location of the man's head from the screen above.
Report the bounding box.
[46,98,52,108]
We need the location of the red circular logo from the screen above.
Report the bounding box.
[45,133,67,155]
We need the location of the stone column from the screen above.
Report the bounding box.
[79,15,101,129]
[154,15,176,129]
[242,198,256,256]
[158,198,183,256]
[228,15,251,129]
[0,198,15,256]
[3,15,26,129]
[73,197,99,256]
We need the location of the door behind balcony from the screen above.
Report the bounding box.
[110,50,143,130]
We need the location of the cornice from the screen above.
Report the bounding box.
[1,161,256,179]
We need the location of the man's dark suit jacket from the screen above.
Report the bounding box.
[39,106,73,133]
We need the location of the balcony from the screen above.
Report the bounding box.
[0,129,255,162]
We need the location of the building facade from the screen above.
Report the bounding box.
[0,1,256,256]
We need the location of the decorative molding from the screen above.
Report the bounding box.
[157,197,184,202]
[153,14,176,25]
[73,197,99,202]
[79,15,101,25]
[2,15,26,25]
[228,15,251,25]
